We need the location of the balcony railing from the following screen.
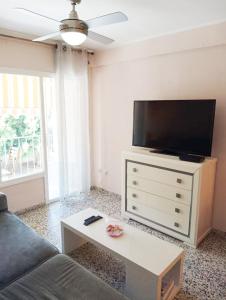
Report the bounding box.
[0,135,42,181]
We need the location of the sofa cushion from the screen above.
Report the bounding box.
[0,254,128,300]
[0,212,59,289]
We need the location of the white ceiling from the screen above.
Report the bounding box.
[1,0,226,50]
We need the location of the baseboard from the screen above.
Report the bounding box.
[212,228,226,238]
[197,228,212,245]
[91,186,121,198]
[90,186,105,192]
[16,203,45,215]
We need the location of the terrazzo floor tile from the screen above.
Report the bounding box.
[19,189,226,300]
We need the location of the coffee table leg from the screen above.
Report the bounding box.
[125,261,160,300]
[61,223,86,254]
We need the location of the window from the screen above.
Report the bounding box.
[0,73,43,182]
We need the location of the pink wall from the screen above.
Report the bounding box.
[0,36,55,73]
[1,177,45,212]
[90,22,226,231]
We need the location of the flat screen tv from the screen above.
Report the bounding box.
[132,100,216,156]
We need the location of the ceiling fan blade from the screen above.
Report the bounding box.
[86,12,128,29]
[15,7,61,24]
[33,32,60,42]
[88,31,114,44]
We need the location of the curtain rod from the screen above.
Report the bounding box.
[0,34,94,54]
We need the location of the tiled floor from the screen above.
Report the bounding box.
[19,189,226,300]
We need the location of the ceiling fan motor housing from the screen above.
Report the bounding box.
[70,0,81,5]
[60,19,88,35]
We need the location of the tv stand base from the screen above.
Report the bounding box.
[150,149,179,156]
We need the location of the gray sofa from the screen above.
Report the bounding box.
[0,193,127,300]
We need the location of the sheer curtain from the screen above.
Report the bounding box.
[46,44,90,200]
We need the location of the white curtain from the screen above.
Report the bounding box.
[49,44,90,199]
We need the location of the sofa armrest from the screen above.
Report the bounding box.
[0,193,8,211]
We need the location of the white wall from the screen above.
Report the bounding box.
[0,36,55,211]
[90,22,226,232]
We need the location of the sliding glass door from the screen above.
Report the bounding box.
[0,69,87,203]
[0,72,60,203]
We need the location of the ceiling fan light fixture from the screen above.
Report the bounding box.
[61,30,87,46]
[60,19,88,46]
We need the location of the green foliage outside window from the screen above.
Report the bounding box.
[0,114,41,158]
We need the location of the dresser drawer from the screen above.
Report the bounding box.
[127,187,190,218]
[127,199,190,235]
[127,175,192,205]
[127,161,193,190]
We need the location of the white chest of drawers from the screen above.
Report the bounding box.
[121,149,217,247]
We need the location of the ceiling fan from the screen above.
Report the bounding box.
[15,0,128,46]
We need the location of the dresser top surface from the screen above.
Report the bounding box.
[123,148,217,173]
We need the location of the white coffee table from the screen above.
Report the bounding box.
[61,208,184,300]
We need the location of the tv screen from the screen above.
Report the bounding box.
[133,100,216,156]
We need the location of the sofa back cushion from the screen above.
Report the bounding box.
[0,212,59,289]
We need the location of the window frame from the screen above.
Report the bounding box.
[0,67,55,200]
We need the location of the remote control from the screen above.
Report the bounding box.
[84,215,96,223]
[84,215,103,226]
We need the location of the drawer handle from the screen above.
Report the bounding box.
[174,222,180,228]
[177,178,182,184]
[132,193,137,198]
[132,205,137,210]
[132,168,137,172]
[176,193,182,199]
[175,208,180,213]
[132,181,137,185]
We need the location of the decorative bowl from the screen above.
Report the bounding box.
[106,224,123,237]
